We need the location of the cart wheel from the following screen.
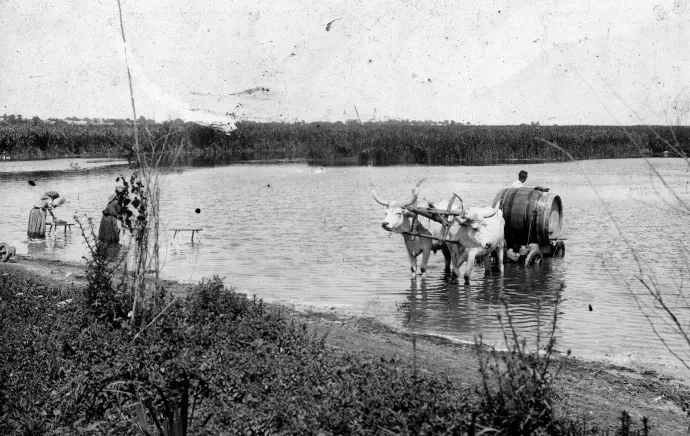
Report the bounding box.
[505,249,520,263]
[525,250,543,267]
[553,241,565,258]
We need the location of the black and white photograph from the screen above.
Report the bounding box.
[1,0,690,434]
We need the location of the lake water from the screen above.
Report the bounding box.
[1,157,689,379]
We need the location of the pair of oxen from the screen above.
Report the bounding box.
[372,180,504,284]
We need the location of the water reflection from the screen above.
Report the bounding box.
[399,261,565,346]
[400,273,475,334]
[26,231,75,256]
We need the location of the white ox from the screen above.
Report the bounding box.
[371,180,451,278]
[430,199,505,284]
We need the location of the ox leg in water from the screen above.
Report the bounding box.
[407,248,417,278]
[464,250,478,284]
[419,248,431,279]
[408,252,418,278]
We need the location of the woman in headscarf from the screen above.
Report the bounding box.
[27,191,64,239]
[98,186,126,244]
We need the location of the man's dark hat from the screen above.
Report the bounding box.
[519,170,528,178]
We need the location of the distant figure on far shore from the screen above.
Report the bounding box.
[27,191,64,239]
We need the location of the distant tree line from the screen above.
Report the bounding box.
[0,114,158,126]
[0,117,688,163]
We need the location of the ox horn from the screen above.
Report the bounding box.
[452,192,465,218]
[481,202,501,219]
[403,178,425,207]
[371,184,390,207]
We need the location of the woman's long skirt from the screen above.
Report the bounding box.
[27,208,47,239]
[98,215,121,262]
[98,215,120,243]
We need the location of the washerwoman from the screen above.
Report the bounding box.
[99,186,126,242]
[27,191,64,239]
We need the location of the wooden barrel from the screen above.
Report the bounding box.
[492,187,563,246]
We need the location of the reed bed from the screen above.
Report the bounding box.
[1,120,688,163]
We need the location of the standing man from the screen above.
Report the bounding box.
[512,170,528,188]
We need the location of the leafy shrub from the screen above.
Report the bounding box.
[0,271,656,435]
[474,295,569,435]
[74,215,132,326]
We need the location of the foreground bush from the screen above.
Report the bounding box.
[0,274,474,435]
[0,271,652,435]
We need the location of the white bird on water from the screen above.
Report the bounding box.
[312,166,325,174]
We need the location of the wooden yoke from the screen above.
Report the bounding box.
[405,205,465,223]
[440,193,463,240]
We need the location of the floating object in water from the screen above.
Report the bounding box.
[589,304,593,312]
[312,166,325,174]
[195,208,201,214]
[28,180,36,186]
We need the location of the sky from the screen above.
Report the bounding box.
[1,0,689,127]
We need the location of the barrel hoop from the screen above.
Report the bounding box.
[522,188,538,244]
[547,195,563,240]
[537,193,550,245]
[495,188,510,209]
[502,188,520,245]
[523,189,541,245]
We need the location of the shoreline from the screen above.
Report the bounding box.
[2,255,690,434]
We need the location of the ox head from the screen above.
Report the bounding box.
[372,179,424,233]
[446,202,503,250]
[456,203,501,230]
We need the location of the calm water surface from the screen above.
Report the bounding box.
[1,157,689,378]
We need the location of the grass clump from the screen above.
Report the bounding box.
[74,215,132,326]
[472,290,650,436]
[474,295,569,435]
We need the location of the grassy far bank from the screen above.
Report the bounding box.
[1,121,689,163]
[1,258,689,435]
